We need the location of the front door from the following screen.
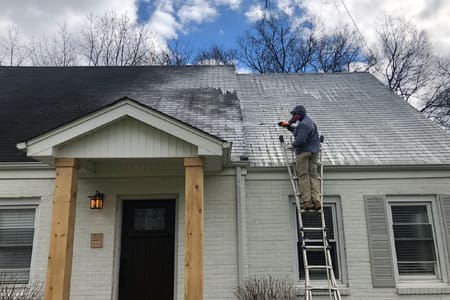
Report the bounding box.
[119,200,175,300]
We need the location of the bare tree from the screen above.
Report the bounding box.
[372,15,435,102]
[313,25,365,72]
[158,40,193,66]
[0,25,29,66]
[80,12,157,66]
[237,15,317,73]
[29,23,78,66]
[194,44,237,65]
[421,58,450,128]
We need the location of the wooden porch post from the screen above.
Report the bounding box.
[184,158,204,300]
[45,158,79,300]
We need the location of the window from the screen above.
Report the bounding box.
[389,202,439,280]
[295,203,341,281]
[0,208,36,283]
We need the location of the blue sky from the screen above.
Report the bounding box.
[174,8,250,50]
[141,1,259,51]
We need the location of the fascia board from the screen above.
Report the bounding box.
[22,100,224,157]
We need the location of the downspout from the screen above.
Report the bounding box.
[235,166,248,282]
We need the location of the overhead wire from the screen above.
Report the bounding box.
[330,0,379,71]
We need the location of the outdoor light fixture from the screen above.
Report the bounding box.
[89,191,104,209]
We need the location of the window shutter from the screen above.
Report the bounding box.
[439,194,450,264]
[364,195,395,287]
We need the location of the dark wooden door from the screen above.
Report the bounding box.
[119,200,175,300]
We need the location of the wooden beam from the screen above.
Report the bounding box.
[45,158,79,300]
[184,157,204,300]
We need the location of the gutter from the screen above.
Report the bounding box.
[245,164,450,172]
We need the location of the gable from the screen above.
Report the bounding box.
[17,99,230,163]
[55,117,198,158]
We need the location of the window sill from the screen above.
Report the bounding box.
[397,284,450,295]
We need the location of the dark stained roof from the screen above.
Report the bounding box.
[1,66,450,167]
[0,66,245,162]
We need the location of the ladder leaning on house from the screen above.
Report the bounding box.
[279,135,341,300]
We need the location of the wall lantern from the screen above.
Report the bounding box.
[89,191,104,209]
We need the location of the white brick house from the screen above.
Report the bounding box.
[0,65,450,300]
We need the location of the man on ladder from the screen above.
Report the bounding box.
[279,105,342,300]
[281,105,321,210]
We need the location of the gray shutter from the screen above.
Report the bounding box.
[364,195,395,287]
[439,195,450,265]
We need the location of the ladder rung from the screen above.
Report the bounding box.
[303,239,326,243]
[307,286,339,291]
[306,265,332,270]
[303,245,330,250]
[300,209,322,213]
[300,227,326,231]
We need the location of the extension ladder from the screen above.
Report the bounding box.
[279,135,341,300]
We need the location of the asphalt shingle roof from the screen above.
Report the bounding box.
[237,72,450,166]
[0,66,245,162]
[1,66,450,167]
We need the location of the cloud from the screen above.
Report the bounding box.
[216,0,242,10]
[177,0,217,24]
[0,0,136,40]
[148,1,180,40]
[276,0,295,16]
[245,4,265,22]
[298,0,450,56]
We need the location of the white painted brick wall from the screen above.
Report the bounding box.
[245,172,450,300]
[2,167,450,300]
[204,175,238,300]
[0,169,238,300]
[245,177,296,279]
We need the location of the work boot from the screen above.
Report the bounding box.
[302,201,312,210]
[313,201,321,210]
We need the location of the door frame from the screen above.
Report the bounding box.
[112,194,179,300]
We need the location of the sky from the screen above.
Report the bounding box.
[0,0,449,60]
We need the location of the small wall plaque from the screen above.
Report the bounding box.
[91,233,104,248]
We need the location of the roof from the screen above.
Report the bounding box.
[0,66,244,162]
[238,72,450,166]
[1,66,450,167]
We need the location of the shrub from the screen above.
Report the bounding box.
[0,275,43,300]
[234,276,301,300]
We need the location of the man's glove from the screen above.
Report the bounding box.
[278,121,295,132]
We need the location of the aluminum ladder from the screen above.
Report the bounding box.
[279,135,341,300]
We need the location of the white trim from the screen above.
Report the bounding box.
[235,167,248,281]
[18,99,228,158]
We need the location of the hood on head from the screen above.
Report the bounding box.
[291,105,306,117]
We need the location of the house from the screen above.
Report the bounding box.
[0,65,450,300]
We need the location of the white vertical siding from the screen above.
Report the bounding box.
[56,117,198,158]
